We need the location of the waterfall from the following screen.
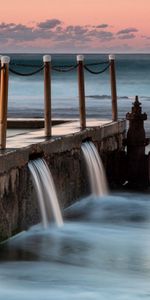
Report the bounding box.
[81,141,108,196]
[28,158,63,228]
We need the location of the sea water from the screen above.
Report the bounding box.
[7,54,150,133]
[1,54,150,298]
[0,192,150,299]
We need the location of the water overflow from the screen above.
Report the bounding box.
[28,158,63,228]
[81,141,108,196]
[29,142,108,228]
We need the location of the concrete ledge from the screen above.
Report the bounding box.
[0,119,126,174]
[7,118,71,129]
[0,119,126,242]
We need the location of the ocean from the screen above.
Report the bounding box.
[1,53,150,299]
[7,54,150,131]
[1,193,150,300]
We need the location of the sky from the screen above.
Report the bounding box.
[0,0,150,53]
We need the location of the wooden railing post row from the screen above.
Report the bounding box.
[43,55,51,137]
[109,54,118,121]
[77,55,86,130]
[0,56,10,149]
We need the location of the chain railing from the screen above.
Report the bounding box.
[84,62,110,75]
[52,64,78,72]
[0,54,118,149]
[9,60,111,75]
[9,65,45,77]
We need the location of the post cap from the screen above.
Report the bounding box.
[1,56,10,64]
[109,54,115,60]
[43,55,51,62]
[77,55,84,62]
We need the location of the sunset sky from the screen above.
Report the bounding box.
[0,0,150,53]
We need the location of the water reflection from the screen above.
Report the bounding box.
[1,193,150,299]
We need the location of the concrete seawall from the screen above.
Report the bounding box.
[0,119,126,242]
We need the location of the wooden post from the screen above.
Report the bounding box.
[109,54,118,121]
[43,55,51,137]
[0,55,2,95]
[77,55,86,130]
[0,56,10,149]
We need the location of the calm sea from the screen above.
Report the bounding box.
[1,53,150,299]
[6,53,150,130]
[1,193,150,300]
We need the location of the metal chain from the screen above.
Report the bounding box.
[10,62,43,68]
[84,63,110,75]
[9,65,45,76]
[8,60,110,76]
[52,64,75,68]
[52,64,78,72]
[86,61,109,66]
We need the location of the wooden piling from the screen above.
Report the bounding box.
[77,55,86,130]
[109,54,118,122]
[43,55,51,137]
[0,56,10,149]
[0,56,2,94]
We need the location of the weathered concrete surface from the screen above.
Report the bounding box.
[0,119,126,242]
[7,118,70,129]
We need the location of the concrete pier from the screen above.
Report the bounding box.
[0,119,126,242]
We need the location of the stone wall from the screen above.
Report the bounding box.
[0,120,126,242]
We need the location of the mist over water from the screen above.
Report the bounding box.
[2,54,150,298]
[1,193,150,299]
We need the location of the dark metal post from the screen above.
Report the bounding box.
[77,55,86,130]
[109,54,118,121]
[125,96,149,187]
[0,56,10,149]
[43,55,51,137]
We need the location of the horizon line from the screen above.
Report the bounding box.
[1,52,150,55]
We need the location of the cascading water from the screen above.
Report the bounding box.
[28,158,63,228]
[81,141,108,196]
